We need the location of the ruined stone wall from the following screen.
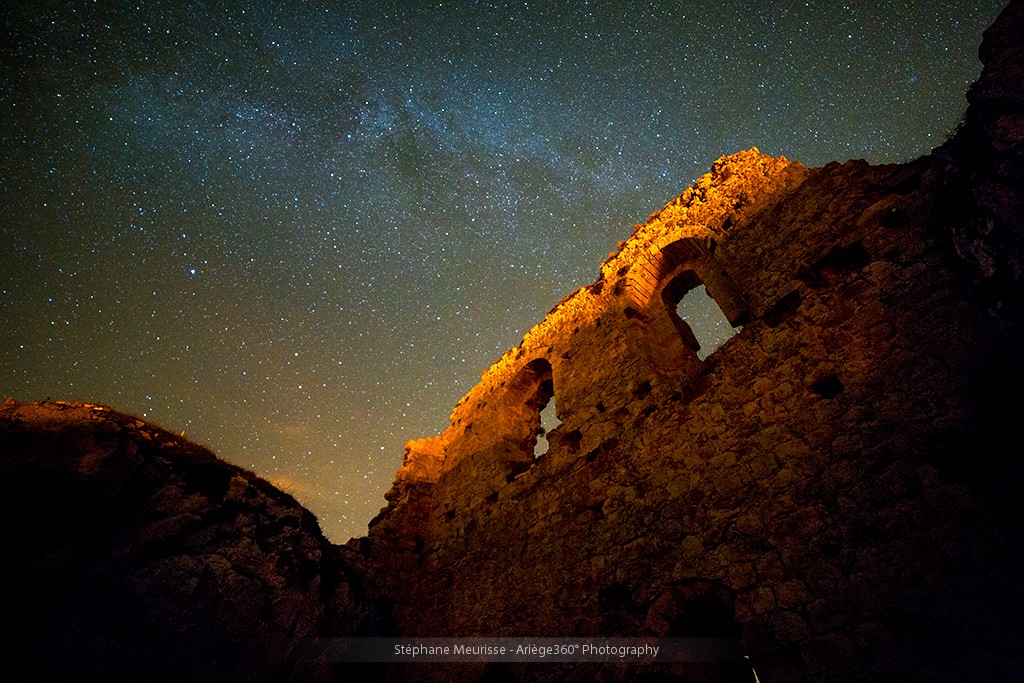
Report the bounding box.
[363,3,1024,681]
[2,5,1018,682]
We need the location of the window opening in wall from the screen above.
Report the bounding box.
[676,284,742,360]
[533,379,560,458]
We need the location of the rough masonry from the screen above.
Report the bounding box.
[362,2,1024,680]
[1,2,1022,682]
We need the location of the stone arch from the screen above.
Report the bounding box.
[506,358,553,406]
[629,236,748,325]
[627,236,711,310]
[628,236,748,372]
[502,358,558,462]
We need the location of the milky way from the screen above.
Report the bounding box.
[0,1,1005,540]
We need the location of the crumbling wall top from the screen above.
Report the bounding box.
[389,148,807,489]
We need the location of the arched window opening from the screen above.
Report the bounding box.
[677,285,742,360]
[533,379,561,458]
[508,359,559,462]
[662,270,741,362]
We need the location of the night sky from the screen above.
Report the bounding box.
[1,1,1005,541]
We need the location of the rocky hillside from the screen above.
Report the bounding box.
[0,398,382,682]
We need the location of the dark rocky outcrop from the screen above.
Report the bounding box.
[0,399,383,682]
[942,0,1024,316]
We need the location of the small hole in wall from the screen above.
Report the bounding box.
[812,374,845,398]
[881,206,909,228]
[624,306,643,319]
[677,285,742,361]
[632,380,652,398]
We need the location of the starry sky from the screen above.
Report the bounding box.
[0,1,1006,541]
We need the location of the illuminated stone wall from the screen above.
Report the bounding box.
[362,4,1024,680]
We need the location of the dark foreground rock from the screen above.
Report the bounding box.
[0,398,383,682]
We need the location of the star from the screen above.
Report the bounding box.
[0,1,1005,541]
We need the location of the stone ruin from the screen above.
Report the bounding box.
[1,1,1022,681]
[360,1,1024,679]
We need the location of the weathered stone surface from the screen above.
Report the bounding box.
[3,3,1024,682]
[0,399,383,682]
[947,0,1024,299]
[361,2,1024,681]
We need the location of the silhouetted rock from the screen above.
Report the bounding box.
[944,0,1024,314]
[0,399,380,682]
